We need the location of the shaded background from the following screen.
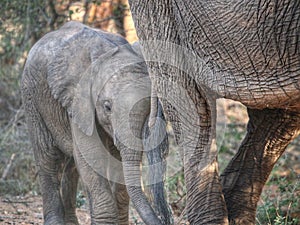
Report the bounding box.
[0,0,299,224]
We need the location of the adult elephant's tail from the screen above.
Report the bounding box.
[143,102,172,225]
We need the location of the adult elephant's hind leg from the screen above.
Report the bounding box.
[221,108,300,225]
[61,157,80,225]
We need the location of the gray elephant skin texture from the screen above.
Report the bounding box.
[21,21,168,225]
[129,1,300,225]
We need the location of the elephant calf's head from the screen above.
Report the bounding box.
[95,68,151,147]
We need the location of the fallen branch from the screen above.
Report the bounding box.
[1,153,16,181]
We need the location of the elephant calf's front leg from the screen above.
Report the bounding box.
[111,182,129,225]
[26,112,66,225]
[73,146,119,224]
[61,157,80,225]
[221,108,300,225]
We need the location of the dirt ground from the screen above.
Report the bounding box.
[0,194,148,224]
[0,195,91,225]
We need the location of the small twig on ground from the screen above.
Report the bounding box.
[1,153,16,181]
[0,106,25,147]
[2,198,32,205]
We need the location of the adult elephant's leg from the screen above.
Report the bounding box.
[184,96,228,224]
[129,1,228,222]
[160,78,229,224]
[61,157,80,225]
[221,108,300,224]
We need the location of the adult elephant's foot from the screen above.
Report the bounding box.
[66,222,79,225]
[221,108,300,225]
[225,199,256,225]
[228,216,255,225]
[65,214,80,225]
[185,159,229,225]
[44,216,64,225]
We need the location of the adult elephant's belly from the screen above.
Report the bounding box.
[175,0,300,110]
[217,70,300,111]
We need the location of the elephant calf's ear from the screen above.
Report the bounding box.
[70,73,95,137]
[70,46,120,136]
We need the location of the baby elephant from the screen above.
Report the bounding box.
[21,21,169,225]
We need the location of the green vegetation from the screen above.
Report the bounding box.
[76,191,86,208]
[256,154,300,225]
[0,0,66,66]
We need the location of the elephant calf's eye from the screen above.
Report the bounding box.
[103,100,112,112]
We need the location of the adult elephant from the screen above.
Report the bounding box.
[21,21,170,225]
[128,1,300,224]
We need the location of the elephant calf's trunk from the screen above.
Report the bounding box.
[120,149,163,225]
[127,186,163,225]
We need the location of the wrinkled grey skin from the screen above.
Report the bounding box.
[129,1,300,224]
[21,21,169,225]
